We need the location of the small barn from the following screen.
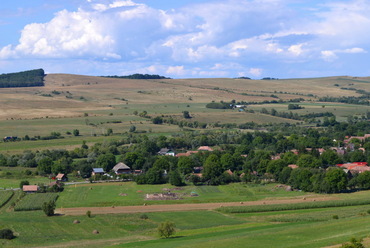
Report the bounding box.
[113,162,131,174]
[56,173,67,181]
[23,185,39,193]
[92,168,105,176]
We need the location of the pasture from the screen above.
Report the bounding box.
[56,182,309,208]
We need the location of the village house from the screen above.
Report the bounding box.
[56,173,67,181]
[113,162,131,174]
[23,185,39,193]
[344,134,370,144]
[158,148,175,156]
[337,162,370,174]
[176,151,198,157]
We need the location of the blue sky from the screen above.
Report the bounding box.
[1,0,370,79]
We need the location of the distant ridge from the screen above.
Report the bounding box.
[0,69,45,88]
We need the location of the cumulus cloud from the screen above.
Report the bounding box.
[1,0,370,78]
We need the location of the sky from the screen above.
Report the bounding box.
[0,0,370,79]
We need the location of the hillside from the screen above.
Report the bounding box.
[0,73,369,141]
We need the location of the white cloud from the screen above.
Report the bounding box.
[2,0,370,78]
[166,66,185,76]
[288,44,304,56]
[249,68,263,77]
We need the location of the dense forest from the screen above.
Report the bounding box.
[0,69,45,88]
[102,74,170,79]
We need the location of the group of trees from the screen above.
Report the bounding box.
[2,118,370,193]
[103,74,170,79]
[0,69,45,88]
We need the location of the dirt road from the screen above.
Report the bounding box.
[56,196,337,216]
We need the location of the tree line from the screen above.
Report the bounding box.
[0,69,45,88]
[102,74,170,79]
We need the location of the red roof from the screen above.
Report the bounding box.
[198,146,214,151]
[337,162,368,168]
[23,185,39,192]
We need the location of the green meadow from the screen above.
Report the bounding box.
[1,182,370,247]
[56,182,308,208]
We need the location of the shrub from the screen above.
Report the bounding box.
[86,210,92,218]
[0,229,15,239]
[332,215,339,219]
[42,200,55,216]
[140,214,149,219]
[158,221,176,238]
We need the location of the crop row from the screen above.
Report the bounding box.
[14,193,58,211]
[0,190,14,207]
[217,199,370,213]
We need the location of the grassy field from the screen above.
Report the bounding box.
[56,182,309,208]
[1,182,370,247]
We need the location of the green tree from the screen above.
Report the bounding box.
[203,154,223,183]
[157,221,176,238]
[341,237,364,248]
[19,180,29,189]
[220,153,234,170]
[129,125,136,132]
[0,229,15,240]
[324,168,348,193]
[169,169,185,186]
[177,156,193,175]
[37,157,53,175]
[42,200,56,216]
[106,128,113,136]
[297,154,321,168]
[95,153,116,172]
[145,167,165,184]
[182,111,191,119]
[72,129,80,136]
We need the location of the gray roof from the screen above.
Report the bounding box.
[113,162,131,171]
[93,168,105,173]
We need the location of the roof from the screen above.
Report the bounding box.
[288,164,299,169]
[23,185,39,192]
[198,146,213,151]
[113,162,131,171]
[93,168,105,173]
[56,173,65,179]
[337,162,368,168]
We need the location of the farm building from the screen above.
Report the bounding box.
[56,173,67,181]
[113,162,131,174]
[92,168,105,176]
[23,185,39,193]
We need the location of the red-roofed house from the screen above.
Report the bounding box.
[56,173,67,181]
[23,185,39,193]
[337,162,370,174]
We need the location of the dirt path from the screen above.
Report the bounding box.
[56,196,337,216]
